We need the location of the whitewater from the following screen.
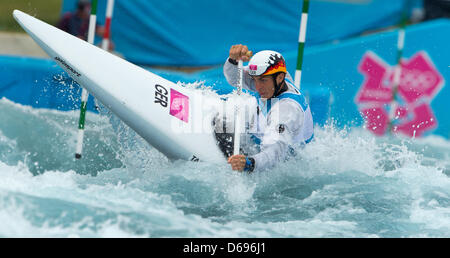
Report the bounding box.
[0,96,449,238]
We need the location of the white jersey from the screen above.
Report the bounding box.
[224,59,314,172]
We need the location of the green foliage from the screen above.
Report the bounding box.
[0,0,62,32]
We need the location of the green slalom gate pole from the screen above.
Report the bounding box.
[388,0,410,134]
[294,0,310,90]
[76,0,98,159]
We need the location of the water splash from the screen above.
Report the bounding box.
[0,98,448,237]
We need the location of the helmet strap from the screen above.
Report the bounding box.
[271,73,288,98]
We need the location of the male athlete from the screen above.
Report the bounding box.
[223,44,314,173]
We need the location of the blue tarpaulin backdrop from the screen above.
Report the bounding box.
[61,0,423,66]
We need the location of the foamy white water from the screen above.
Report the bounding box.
[0,98,449,237]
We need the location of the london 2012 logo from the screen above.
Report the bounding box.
[355,51,445,138]
[170,88,189,123]
[154,84,189,123]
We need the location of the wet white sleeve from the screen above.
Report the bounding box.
[223,59,255,91]
[251,100,304,171]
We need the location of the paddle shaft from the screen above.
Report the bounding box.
[76,0,98,159]
[233,60,244,155]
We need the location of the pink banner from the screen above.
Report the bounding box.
[355,51,444,137]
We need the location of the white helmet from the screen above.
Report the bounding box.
[248,50,287,76]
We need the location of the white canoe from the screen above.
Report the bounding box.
[13,9,246,164]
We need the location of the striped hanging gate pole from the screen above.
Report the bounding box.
[294,0,310,90]
[388,0,410,133]
[75,0,98,159]
[101,0,115,51]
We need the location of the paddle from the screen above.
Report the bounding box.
[233,60,244,156]
[233,50,253,156]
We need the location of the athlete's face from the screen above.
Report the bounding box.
[252,75,274,99]
[251,73,284,99]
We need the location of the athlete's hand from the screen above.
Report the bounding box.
[228,155,247,172]
[229,44,253,62]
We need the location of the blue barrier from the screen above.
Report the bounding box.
[288,18,449,139]
[0,56,97,112]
